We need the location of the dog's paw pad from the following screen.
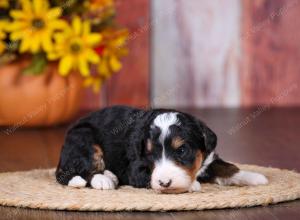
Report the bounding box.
[189,180,201,192]
[68,176,87,188]
[104,170,119,186]
[91,174,116,190]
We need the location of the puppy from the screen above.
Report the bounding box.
[56,106,268,193]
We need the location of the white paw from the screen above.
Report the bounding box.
[68,176,87,188]
[244,172,269,185]
[189,180,201,192]
[104,170,119,186]
[91,174,116,190]
[221,171,269,186]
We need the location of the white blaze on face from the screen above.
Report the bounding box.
[151,113,192,192]
[152,112,179,144]
[151,158,192,191]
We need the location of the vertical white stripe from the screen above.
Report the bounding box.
[196,152,215,177]
[153,112,179,145]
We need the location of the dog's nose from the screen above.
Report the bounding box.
[159,179,172,188]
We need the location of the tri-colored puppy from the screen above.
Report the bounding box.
[56,106,268,193]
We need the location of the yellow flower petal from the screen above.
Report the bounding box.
[30,35,41,53]
[47,52,60,60]
[82,21,91,35]
[113,36,128,48]
[84,77,102,93]
[92,80,101,93]
[9,21,28,31]
[0,32,5,39]
[83,78,93,87]
[48,19,67,30]
[46,7,62,20]
[86,34,102,45]
[0,42,6,54]
[10,10,28,19]
[109,55,122,72]
[21,0,32,13]
[59,55,73,76]
[42,33,53,51]
[33,0,44,14]
[19,37,31,53]
[0,21,6,38]
[53,32,67,43]
[87,49,100,63]
[10,30,27,41]
[98,60,110,77]
[72,17,82,35]
[78,58,90,76]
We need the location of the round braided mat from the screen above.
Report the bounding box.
[0,164,300,211]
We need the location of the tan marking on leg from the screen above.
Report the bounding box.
[146,139,153,152]
[92,144,105,173]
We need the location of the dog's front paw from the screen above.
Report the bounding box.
[104,170,119,186]
[189,180,201,192]
[68,176,87,188]
[91,174,116,190]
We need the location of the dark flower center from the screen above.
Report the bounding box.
[31,18,45,29]
[70,43,81,53]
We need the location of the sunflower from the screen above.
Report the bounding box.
[8,0,67,53]
[48,16,102,76]
[95,29,128,79]
[0,20,7,55]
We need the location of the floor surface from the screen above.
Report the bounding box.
[0,107,299,219]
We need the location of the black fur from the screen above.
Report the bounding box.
[197,154,239,183]
[56,105,238,188]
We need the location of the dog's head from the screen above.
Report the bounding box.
[145,112,216,193]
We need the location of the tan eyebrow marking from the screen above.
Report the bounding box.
[171,136,185,149]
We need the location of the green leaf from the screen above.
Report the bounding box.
[22,53,48,75]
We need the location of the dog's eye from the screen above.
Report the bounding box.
[176,145,186,156]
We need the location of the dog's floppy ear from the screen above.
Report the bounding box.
[202,124,217,152]
[195,120,217,152]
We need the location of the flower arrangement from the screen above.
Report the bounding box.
[0,0,128,92]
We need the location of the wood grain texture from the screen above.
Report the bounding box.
[152,0,241,107]
[81,0,150,110]
[1,107,300,218]
[105,0,150,108]
[241,0,300,106]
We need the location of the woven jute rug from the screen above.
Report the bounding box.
[0,164,300,212]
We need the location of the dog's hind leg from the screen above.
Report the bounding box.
[197,153,268,186]
[88,144,118,190]
[56,124,118,189]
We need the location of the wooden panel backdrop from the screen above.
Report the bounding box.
[152,0,241,107]
[241,0,300,106]
[152,0,300,107]
[82,0,150,110]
